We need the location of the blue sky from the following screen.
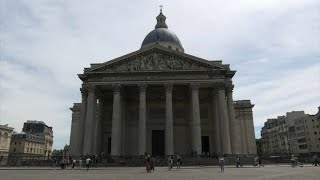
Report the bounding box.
[1,0,319,150]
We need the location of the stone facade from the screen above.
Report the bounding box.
[0,124,14,156]
[261,107,320,155]
[9,120,53,158]
[69,11,257,157]
[261,116,289,155]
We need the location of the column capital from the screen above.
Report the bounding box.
[190,82,200,91]
[138,83,147,92]
[226,84,234,93]
[80,84,88,97]
[87,84,96,93]
[216,82,226,90]
[112,83,121,93]
[164,82,174,92]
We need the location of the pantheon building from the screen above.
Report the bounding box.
[69,10,257,157]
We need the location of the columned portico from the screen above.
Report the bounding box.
[217,82,232,154]
[190,83,202,155]
[138,84,147,155]
[83,85,97,155]
[165,83,174,155]
[111,84,122,156]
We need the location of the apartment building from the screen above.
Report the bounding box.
[261,107,320,155]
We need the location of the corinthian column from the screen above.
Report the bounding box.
[217,82,232,154]
[93,95,104,154]
[212,88,221,154]
[78,84,88,155]
[83,84,97,155]
[165,82,174,155]
[190,83,202,155]
[138,84,147,155]
[111,84,121,156]
[227,84,242,154]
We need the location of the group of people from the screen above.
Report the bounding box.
[56,156,92,171]
[144,153,155,173]
[144,153,183,173]
[167,155,182,170]
[57,157,76,170]
[253,156,263,167]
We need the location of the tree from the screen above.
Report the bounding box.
[63,144,70,156]
[51,149,62,157]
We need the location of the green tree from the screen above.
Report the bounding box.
[63,144,70,156]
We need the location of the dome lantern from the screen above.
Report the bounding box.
[141,9,184,52]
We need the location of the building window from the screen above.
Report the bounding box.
[14,142,17,145]
[13,148,16,152]
[315,132,317,135]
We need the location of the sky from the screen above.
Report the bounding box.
[0,0,319,150]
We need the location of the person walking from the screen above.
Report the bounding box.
[312,154,319,166]
[236,156,242,168]
[72,158,76,169]
[168,155,173,170]
[86,157,91,171]
[258,156,264,167]
[150,156,155,172]
[219,155,225,172]
[144,152,151,173]
[176,154,182,169]
[60,157,65,169]
[78,158,82,169]
[253,156,259,167]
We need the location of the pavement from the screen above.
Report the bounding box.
[0,165,319,180]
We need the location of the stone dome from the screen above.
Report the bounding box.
[141,11,184,52]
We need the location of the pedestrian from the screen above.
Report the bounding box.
[60,157,65,170]
[144,152,151,173]
[258,156,264,167]
[86,157,91,171]
[79,158,82,169]
[168,155,173,170]
[72,158,76,169]
[312,154,318,166]
[236,156,242,168]
[176,154,182,169]
[66,157,70,169]
[253,156,259,167]
[146,155,151,173]
[53,158,57,169]
[219,155,225,172]
[150,156,155,172]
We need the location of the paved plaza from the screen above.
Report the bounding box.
[0,165,319,180]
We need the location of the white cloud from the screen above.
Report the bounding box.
[1,0,319,148]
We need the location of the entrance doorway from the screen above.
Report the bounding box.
[152,130,164,156]
[201,136,210,155]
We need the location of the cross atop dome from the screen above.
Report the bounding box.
[155,6,168,29]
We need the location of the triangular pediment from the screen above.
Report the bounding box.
[87,45,226,73]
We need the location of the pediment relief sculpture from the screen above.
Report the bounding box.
[93,53,218,72]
